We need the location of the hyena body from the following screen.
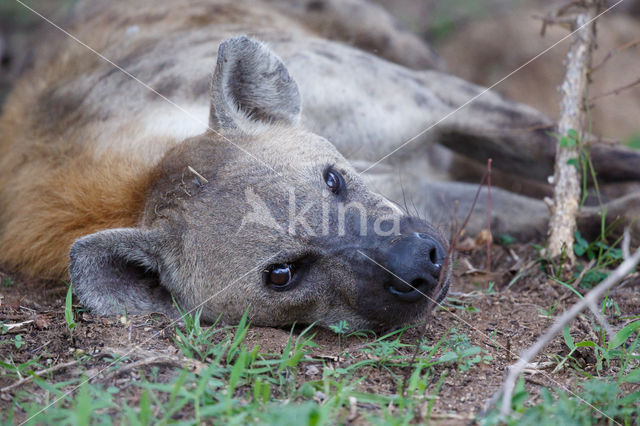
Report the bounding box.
[0,0,638,329]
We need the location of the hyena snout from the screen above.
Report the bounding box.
[380,233,446,303]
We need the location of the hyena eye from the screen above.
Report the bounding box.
[324,168,344,194]
[264,264,294,290]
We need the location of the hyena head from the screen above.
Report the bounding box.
[70,37,450,331]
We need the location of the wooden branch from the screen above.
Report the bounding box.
[0,359,82,394]
[591,37,640,73]
[496,242,640,418]
[587,76,640,104]
[547,0,599,262]
[101,355,207,380]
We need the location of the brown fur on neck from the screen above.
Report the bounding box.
[0,153,153,280]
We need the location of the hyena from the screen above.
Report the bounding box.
[0,0,637,330]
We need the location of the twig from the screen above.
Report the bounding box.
[567,259,613,339]
[3,320,34,332]
[1,359,83,394]
[536,1,586,36]
[622,229,631,261]
[494,242,640,418]
[586,299,614,341]
[587,76,640,105]
[429,412,475,421]
[572,259,596,289]
[101,355,207,380]
[591,37,640,73]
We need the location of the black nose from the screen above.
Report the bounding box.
[382,233,445,303]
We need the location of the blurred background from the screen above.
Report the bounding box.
[1,0,639,142]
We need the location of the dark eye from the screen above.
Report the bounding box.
[264,264,294,290]
[324,168,344,194]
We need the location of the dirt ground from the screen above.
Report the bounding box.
[2,244,639,423]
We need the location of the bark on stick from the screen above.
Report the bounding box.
[547,2,599,262]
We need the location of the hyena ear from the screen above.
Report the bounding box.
[69,228,178,318]
[209,36,302,131]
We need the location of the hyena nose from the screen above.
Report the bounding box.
[382,233,445,303]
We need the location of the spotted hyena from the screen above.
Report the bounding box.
[0,0,637,330]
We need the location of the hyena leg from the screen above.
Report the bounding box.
[365,172,640,243]
[410,181,550,242]
[420,184,640,244]
[264,0,444,70]
[580,192,640,245]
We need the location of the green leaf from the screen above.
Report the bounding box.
[65,284,76,332]
[563,326,575,350]
[498,234,517,246]
[621,368,640,383]
[560,136,576,148]
[609,320,640,349]
[439,351,458,362]
[511,378,529,412]
[573,231,589,257]
[228,347,247,392]
[13,335,24,349]
[227,308,250,363]
[138,390,151,425]
[567,129,579,140]
[566,158,580,169]
[75,382,91,425]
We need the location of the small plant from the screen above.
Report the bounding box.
[439,329,492,371]
[498,233,517,247]
[329,320,350,356]
[2,277,13,288]
[0,356,42,380]
[12,334,25,349]
[538,301,560,318]
[444,296,481,314]
[173,307,225,361]
[65,283,77,341]
[474,280,496,294]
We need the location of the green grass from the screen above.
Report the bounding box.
[65,283,77,342]
[2,299,638,425]
[482,316,640,425]
[3,310,479,425]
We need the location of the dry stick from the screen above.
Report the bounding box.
[562,258,614,339]
[587,76,640,105]
[486,159,493,273]
[495,243,640,418]
[402,169,489,395]
[1,359,83,394]
[100,355,207,380]
[622,231,631,261]
[586,298,615,341]
[591,37,640,73]
[547,0,600,263]
[538,0,584,36]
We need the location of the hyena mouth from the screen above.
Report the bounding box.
[384,277,436,303]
